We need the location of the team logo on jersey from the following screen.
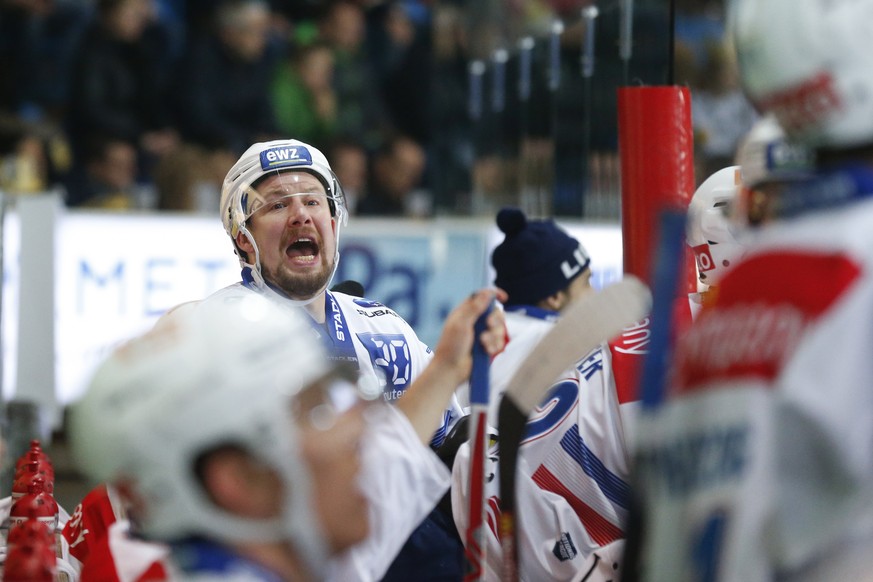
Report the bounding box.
[353,298,385,309]
[552,532,578,562]
[357,332,411,392]
[259,146,313,171]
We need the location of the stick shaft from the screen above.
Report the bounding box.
[464,304,493,582]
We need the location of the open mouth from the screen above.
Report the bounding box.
[286,238,320,262]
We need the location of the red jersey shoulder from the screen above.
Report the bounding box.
[674,250,862,393]
[61,484,119,563]
[609,317,649,404]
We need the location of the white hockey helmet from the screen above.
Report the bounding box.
[220,139,349,303]
[686,166,745,286]
[69,295,341,576]
[732,0,873,149]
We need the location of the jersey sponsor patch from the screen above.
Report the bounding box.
[353,298,386,309]
[675,250,860,391]
[357,332,412,391]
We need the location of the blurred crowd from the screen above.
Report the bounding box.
[0,0,746,218]
[0,0,458,216]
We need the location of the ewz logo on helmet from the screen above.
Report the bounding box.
[561,247,591,280]
[260,146,314,170]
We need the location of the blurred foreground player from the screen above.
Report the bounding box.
[69,289,505,581]
[627,1,873,580]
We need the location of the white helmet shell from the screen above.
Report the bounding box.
[687,166,745,286]
[734,114,814,188]
[732,0,873,149]
[69,294,333,575]
[219,139,349,302]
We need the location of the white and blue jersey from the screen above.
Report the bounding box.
[452,306,639,581]
[197,283,461,447]
[168,538,284,581]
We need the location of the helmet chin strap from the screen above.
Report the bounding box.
[238,225,342,308]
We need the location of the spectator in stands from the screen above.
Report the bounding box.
[358,133,429,217]
[0,0,91,127]
[65,134,151,209]
[0,117,51,194]
[366,1,432,144]
[325,135,368,216]
[317,0,391,151]
[691,39,759,178]
[0,114,72,195]
[428,3,473,213]
[271,40,338,149]
[67,0,179,184]
[171,0,282,157]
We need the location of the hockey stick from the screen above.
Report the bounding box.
[640,209,687,410]
[497,276,651,581]
[621,210,688,582]
[463,300,495,582]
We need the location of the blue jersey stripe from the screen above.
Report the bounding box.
[560,424,630,509]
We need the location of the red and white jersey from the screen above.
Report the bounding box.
[633,177,873,580]
[61,484,170,582]
[453,306,643,581]
[62,484,125,566]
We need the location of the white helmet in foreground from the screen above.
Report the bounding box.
[687,166,745,286]
[732,0,873,149]
[220,139,349,304]
[69,295,341,576]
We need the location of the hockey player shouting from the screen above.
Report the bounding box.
[215,138,461,446]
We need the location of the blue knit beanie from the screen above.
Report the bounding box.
[491,208,591,307]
